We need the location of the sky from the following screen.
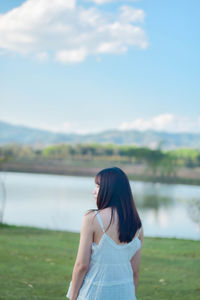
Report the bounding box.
[0,0,200,134]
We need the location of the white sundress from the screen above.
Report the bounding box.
[66,210,141,300]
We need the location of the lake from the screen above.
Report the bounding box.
[0,172,200,240]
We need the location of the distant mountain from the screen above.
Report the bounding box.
[0,120,200,149]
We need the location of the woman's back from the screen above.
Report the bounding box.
[66,167,143,300]
[67,208,142,300]
[93,207,141,246]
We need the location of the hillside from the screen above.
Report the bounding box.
[0,120,200,149]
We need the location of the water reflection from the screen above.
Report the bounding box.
[133,182,174,210]
[136,194,172,210]
[187,198,200,229]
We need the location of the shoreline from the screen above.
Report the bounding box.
[1,223,200,242]
[1,223,199,241]
[1,161,200,186]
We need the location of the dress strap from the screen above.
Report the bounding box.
[95,211,105,233]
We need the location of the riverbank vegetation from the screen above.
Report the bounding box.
[1,143,200,185]
[0,224,199,300]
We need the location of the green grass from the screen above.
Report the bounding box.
[0,224,200,300]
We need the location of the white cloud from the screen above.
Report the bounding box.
[55,48,87,63]
[38,121,104,134]
[39,121,80,134]
[85,0,139,4]
[36,51,49,61]
[0,0,148,63]
[119,6,145,23]
[85,0,111,4]
[119,114,200,133]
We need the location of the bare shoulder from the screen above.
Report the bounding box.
[83,210,97,224]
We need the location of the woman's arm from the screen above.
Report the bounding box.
[130,226,144,293]
[69,212,94,300]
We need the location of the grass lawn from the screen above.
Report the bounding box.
[0,224,200,300]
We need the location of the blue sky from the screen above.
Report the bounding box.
[0,0,200,134]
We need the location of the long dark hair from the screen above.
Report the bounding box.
[86,166,142,243]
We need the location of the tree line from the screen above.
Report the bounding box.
[0,143,200,177]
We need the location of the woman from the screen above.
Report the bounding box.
[66,166,143,300]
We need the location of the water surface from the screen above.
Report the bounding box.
[1,172,200,240]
